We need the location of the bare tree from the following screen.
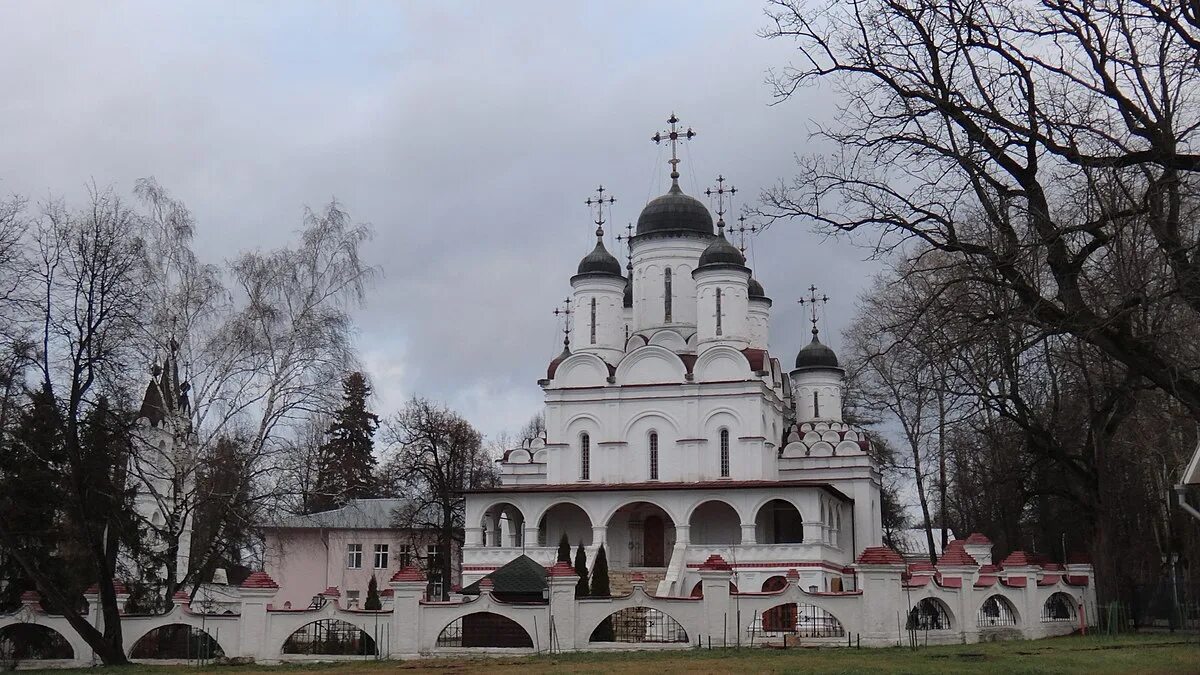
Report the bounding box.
[382,397,498,599]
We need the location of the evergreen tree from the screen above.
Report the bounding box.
[364,575,382,610]
[308,372,380,513]
[556,532,571,564]
[573,542,589,597]
[588,544,614,641]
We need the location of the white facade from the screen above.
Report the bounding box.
[463,170,883,598]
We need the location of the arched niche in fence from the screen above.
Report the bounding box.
[589,606,688,643]
[977,595,1019,628]
[129,624,224,660]
[754,602,846,638]
[435,612,533,648]
[906,597,954,631]
[0,623,74,660]
[688,581,738,598]
[281,618,377,656]
[1042,592,1077,623]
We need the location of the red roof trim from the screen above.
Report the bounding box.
[390,566,427,583]
[1001,576,1028,588]
[1038,574,1062,586]
[240,571,279,590]
[974,575,998,588]
[1065,575,1090,587]
[855,546,905,565]
[466,479,852,501]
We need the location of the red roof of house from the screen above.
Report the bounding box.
[390,566,427,582]
[964,532,992,545]
[547,562,577,577]
[240,571,279,590]
[1001,551,1035,567]
[699,554,733,571]
[855,546,905,565]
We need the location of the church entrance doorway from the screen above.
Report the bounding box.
[643,515,665,566]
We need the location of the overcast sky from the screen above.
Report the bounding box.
[0,1,882,444]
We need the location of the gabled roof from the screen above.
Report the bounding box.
[265,498,419,530]
[460,555,548,596]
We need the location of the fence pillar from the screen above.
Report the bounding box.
[852,547,906,644]
[547,561,579,651]
[236,571,279,661]
[697,555,733,646]
[389,566,427,657]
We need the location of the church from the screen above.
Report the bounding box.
[462,115,883,597]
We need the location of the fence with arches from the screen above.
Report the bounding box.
[0,548,1096,666]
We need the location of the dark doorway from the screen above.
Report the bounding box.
[643,515,664,566]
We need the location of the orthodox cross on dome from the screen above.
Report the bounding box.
[552,297,573,351]
[615,222,635,273]
[651,113,696,186]
[797,285,829,338]
[584,185,615,238]
[705,175,737,233]
[734,214,759,254]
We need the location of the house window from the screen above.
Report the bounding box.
[649,432,659,480]
[374,543,389,569]
[345,590,360,608]
[346,543,362,569]
[590,297,597,344]
[813,391,820,418]
[664,268,673,322]
[715,288,723,336]
[719,428,730,478]
[580,433,590,480]
[398,544,413,568]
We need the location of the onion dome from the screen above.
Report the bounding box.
[748,276,766,299]
[623,278,633,308]
[636,183,714,236]
[576,230,622,276]
[698,230,745,268]
[795,332,840,369]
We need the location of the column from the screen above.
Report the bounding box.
[740,523,757,545]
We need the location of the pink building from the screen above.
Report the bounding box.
[262,498,455,608]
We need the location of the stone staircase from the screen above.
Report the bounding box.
[608,569,667,596]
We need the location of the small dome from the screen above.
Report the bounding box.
[698,231,745,268]
[576,239,622,276]
[748,276,766,299]
[636,184,714,236]
[795,334,840,369]
[623,278,633,308]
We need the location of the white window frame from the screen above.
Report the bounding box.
[374,543,389,569]
[719,428,730,478]
[346,543,362,569]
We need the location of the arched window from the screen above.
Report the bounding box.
[663,268,673,322]
[590,297,597,344]
[813,391,820,417]
[715,288,723,335]
[580,433,590,480]
[649,432,659,480]
[719,428,730,477]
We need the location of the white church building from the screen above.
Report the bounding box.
[462,117,881,598]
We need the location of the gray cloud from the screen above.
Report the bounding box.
[0,1,879,442]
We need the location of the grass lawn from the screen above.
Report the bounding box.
[27,634,1200,674]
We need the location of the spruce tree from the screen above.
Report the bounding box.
[573,542,589,597]
[364,575,382,610]
[309,372,380,512]
[556,532,571,564]
[588,544,614,641]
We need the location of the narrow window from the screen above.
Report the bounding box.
[719,428,730,478]
[663,268,673,322]
[590,297,597,344]
[813,391,820,418]
[649,432,659,480]
[398,544,413,567]
[346,543,362,569]
[580,432,590,480]
[374,543,389,569]
[715,288,723,336]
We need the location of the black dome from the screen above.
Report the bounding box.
[636,184,714,236]
[577,239,622,276]
[795,334,840,369]
[623,278,633,308]
[748,277,766,298]
[698,231,745,268]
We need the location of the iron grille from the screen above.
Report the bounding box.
[0,624,75,660]
[282,619,376,655]
[435,612,533,648]
[129,624,223,660]
[590,607,688,643]
[1042,593,1076,622]
[977,596,1018,627]
[907,598,953,631]
[753,603,846,638]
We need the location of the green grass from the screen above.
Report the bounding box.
[25,633,1200,674]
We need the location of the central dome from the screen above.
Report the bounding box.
[636,184,714,236]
